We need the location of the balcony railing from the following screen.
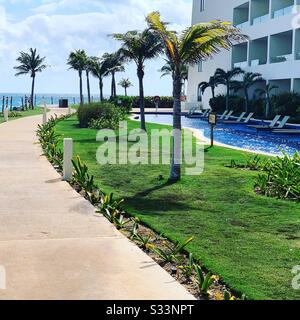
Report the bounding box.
[235,21,250,29]
[270,53,293,63]
[234,61,248,68]
[273,5,293,18]
[250,59,267,66]
[253,14,269,25]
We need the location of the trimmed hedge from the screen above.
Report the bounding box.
[110,95,173,111]
[77,102,125,128]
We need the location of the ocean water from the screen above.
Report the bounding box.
[0,93,102,109]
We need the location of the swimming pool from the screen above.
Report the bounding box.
[144,114,300,156]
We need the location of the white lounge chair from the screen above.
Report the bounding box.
[222,112,246,124]
[248,115,281,130]
[242,112,254,123]
[218,110,229,120]
[276,116,290,129]
[224,110,234,120]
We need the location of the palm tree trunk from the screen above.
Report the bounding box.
[245,89,249,113]
[31,76,35,110]
[226,82,230,111]
[211,87,215,99]
[169,72,182,182]
[99,78,104,102]
[111,72,116,99]
[125,87,127,96]
[137,66,146,131]
[86,70,91,104]
[79,71,83,105]
[266,93,270,118]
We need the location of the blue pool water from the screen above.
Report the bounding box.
[145,115,300,156]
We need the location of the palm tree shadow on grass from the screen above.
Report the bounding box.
[123,181,194,214]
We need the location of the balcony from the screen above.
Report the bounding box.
[251,0,270,25]
[269,79,292,93]
[232,42,248,69]
[272,0,294,18]
[270,30,293,64]
[233,2,250,29]
[249,37,268,66]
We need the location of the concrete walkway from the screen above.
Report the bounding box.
[0,109,194,300]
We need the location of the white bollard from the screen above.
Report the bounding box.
[63,138,73,181]
[43,104,47,124]
[3,108,8,122]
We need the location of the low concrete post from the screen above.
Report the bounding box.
[42,98,47,124]
[3,108,8,122]
[63,138,73,181]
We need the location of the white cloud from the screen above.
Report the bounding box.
[0,0,192,95]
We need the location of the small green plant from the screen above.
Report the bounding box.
[152,237,194,264]
[255,151,300,201]
[114,214,130,230]
[245,155,261,170]
[194,264,219,296]
[72,156,97,193]
[177,253,195,280]
[223,291,237,300]
[133,232,154,251]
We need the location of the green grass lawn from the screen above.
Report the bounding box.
[55,116,300,300]
[0,108,44,124]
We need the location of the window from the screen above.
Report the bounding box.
[200,0,205,12]
[198,60,203,72]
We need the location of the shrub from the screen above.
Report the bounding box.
[270,92,300,117]
[110,96,133,113]
[255,151,300,201]
[77,102,125,128]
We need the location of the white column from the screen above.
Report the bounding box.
[267,35,271,64]
[63,138,73,181]
[3,108,8,122]
[292,28,296,60]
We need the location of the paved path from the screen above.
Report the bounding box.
[0,109,194,300]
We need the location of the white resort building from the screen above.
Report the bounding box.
[187,0,300,108]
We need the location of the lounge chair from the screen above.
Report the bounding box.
[247,115,281,131]
[186,109,209,119]
[223,110,234,120]
[222,112,246,124]
[226,112,254,125]
[218,110,229,120]
[275,116,290,129]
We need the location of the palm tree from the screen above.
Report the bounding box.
[231,72,263,113]
[90,56,109,102]
[147,11,247,181]
[199,76,219,99]
[67,50,88,105]
[85,56,96,104]
[255,83,278,118]
[118,78,133,96]
[113,29,163,131]
[160,59,188,95]
[14,48,47,109]
[214,67,244,111]
[102,52,125,99]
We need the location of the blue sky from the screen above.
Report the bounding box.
[0,0,192,96]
